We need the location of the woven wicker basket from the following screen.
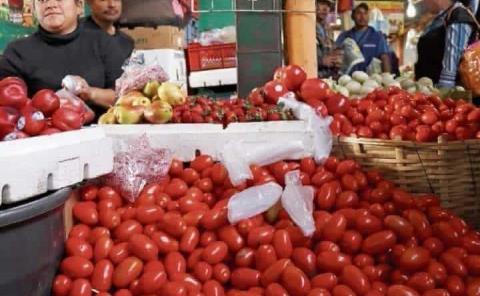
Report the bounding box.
[332,136,480,226]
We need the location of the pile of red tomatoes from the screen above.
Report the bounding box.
[53,155,480,296]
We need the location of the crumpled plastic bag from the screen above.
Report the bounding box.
[278,93,333,164]
[227,182,283,224]
[57,75,95,124]
[281,170,315,236]
[115,52,169,98]
[340,37,365,75]
[199,26,236,45]
[220,140,305,186]
[367,57,383,76]
[227,170,315,236]
[103,134,173,203]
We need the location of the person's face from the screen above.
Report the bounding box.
[316,3,331,23]
[423,0,440,13]
[89,0,122,23]
[353,8,369,27]
[34,0,82,34]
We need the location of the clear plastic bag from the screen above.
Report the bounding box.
[103,134,173,203]
[340,38,365,75]
[227,182,283,224]
[219,140,305,186]
[278,93,333,164]
[57,76,95,124]
[199,26,236,45]
[281,170,315,236]
[115,52,169,98]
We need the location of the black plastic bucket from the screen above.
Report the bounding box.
[0,188,71,296]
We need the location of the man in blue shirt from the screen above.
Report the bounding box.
[336,3,391,74]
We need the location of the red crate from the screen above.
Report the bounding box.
[187,43,237,71]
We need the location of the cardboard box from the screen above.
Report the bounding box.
[121,26,185,50]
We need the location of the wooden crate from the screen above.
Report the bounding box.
[332,136,480,226]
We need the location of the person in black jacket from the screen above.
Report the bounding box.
[415,0,478,88]
[83,0,133,67]
[0,0,123,114]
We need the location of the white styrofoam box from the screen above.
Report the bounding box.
[189,68,237,88]
[223,121,315,159]
[101,124,225,162]
[134,49,187,90]
[101,121,314,162]
[0,127,114,205]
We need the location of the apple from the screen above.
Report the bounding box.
[144,101,173,124]
[52,107,83,131]
[17,108,46,136]
[98,108,116,124]
[32,89,60,116]
[143,80,160,98]
[113,105,143,124]
[157,82,186,106]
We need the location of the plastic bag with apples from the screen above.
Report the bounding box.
[115,52,169,98]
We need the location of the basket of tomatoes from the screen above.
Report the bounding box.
[326,88,480,225]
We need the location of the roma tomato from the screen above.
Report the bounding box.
[112,257,143,288]
[91,259,114,292]
[52,274,72,296]
[342,265,371,295]
[281,265,311,296]
[362,231,397,255]
[60,256,94,279]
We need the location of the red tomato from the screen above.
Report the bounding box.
[292,247,317,276]
[340,230,363,254]
[169,159,184,176]
[165,251,187,277]
[73,202,98,226]
[191,155,214,172]
[202,241,229,265]
[440,252,468,277]
[406,272,435,293]
[247,225,275,247]
[386,285,420,296]
[281,265,311,296]
[260,259,293,288]
[60,256,94,279]
[255,245,277,271]
[317,251,351,273]
[399,247,431,272]
[69,279,92,296]
[311,273,337,290]
[91,259,114,292]
[231,268,260,290]
[202,280,225,296]
[165,178,188,199]
[65,237,93,260]
[114,220,142,242]
[161,213,187,238]
[362,231,397,255]
[355,214,383,236]
[179,227,200,253]
[265,283,290,296]
[446,275,466,296]
[138,270,167,294]
[112,257,143,288]
[323,213,347,242]
[193,261,213,283]
[98,209,121,230]
[128,234,159,261]
[332,285,356,296]
[342,265,371,295]
[384,215,414,240]
[94,237,114,262]
[52,274,72,296]
[427,260,448,286]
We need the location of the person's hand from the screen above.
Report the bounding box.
[322,55,336,67]
[62,75,92,101]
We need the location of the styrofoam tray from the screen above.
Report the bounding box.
[101,124,225,161]
[0,127,114,205]
[189,68,237,88]
[101,121,314,161]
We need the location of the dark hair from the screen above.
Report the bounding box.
[351,3,369,18]
[317,0,333,9]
